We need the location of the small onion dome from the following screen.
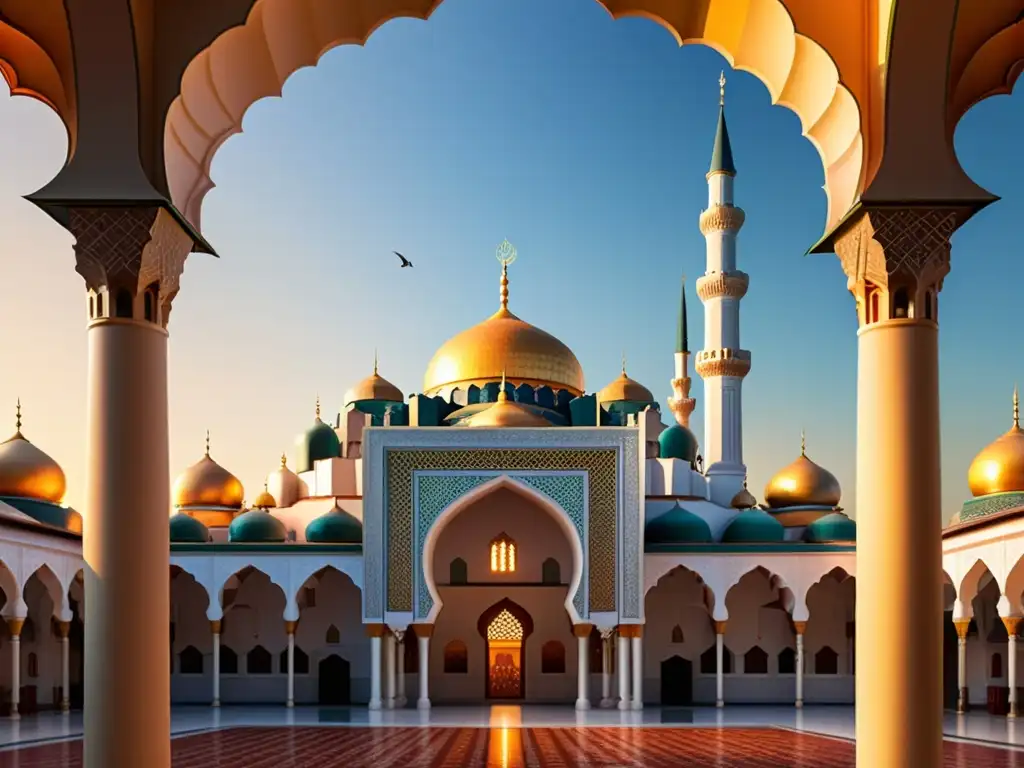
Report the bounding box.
[597,365,654,404]
[722,508,785,544]
[66,508,83,534]
[267,453,299,508]
[763,433,841,509]
[968,388,1024,497]
[305,501,363,544]
[172,432,244,509]
[645,503,712,545]
[0,401,67,504]
[228,506,287,543]
[658,424,699,463]
[463,375,550,428]
[344,356,404,407]
[294,397,341,473]
[251,481,276,511]
[169,512,210,543]
[804,512,856,543]
[730,482,758,510]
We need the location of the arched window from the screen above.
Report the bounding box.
[700,645,733,674]
[865,285,880,324]
[744,646,768,674]
[992,652,1004,679]
[89,295,95,319]
[541,558,560,585]
[144,290,155,323]
[247,645,272,675]
[815,646,839,675]
[220,646,238,675]
[778,647,796,674]
[490,533,516,573]
[541,641,566,674]
[325,625,340,645]
[924,290,933,320]
[179,646,204,675]
[115,288,133,319]
[279,647,309,675]
[96,292,105,317]
[27,652,38,678]
[671,625,684,644]
[449,557,468,585]
[892,287,910,319]
[444,640,468,673]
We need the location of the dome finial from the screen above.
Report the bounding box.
[496,239,517,313]
[1014,385,1019,429]
[373,348,379,376]
[621,350,627,376]
[800,429,806,456]
[205,429,211,457]
[315,394,321,420]
[14,399,22,437]
[280,452,287,468]
[719,70,726,107]
[498,368,509,404]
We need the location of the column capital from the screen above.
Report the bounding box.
[210,619,222,635]
[6,617,24,637]
[953,618,972,640]
[713,620,727,635]
[365,623,388,638]
[1002,616,1022,637]
[793,620,807,636]
[68,206,196,330]
[831,206,968,327]
[411,623,434,639]
[572,623,594,638]
[284,620,298,636]
[56,620,71,639]
[618,624,643,639]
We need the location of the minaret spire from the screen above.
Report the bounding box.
[14,398,22,437]
[1014,385,1019,429]
[373,348,379,376]
[709,71,736,177]
[204,429,211,456]
[668,274,697,429]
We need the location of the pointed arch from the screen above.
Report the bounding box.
[24,563,71,622]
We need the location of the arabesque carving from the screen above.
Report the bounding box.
[698,204,746,236]
[695,271,749,301]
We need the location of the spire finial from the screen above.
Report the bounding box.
[496,239,517,312]
[800,429,806,456]
[280,452,287,468]
[1014,385,1019,429]
[315,394,321,420]
[373,348,379,376]
[621,350,627,376]
[264,478,269,492]
[719,71,726,107]
[498,368,509,403]
[205,429,211,456]
[14,398,21,435]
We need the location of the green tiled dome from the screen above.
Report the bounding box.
[659,424,699,463]
[169,512,210,543]
[305,503,363,544]
[645,503,712,545]
[722,508,785,544]
[804,512,856,543]
[1,496,78,531]
[228,509,287,543]
[294,416,340,473]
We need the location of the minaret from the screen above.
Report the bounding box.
[668,276,696,428]
[695,73,750,499]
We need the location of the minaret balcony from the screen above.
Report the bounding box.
[699,204,746,235]
[694,348,751,379]
[695,270,749,301]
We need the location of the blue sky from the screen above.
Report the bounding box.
[0,0,1021,519]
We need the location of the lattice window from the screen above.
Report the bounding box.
[490,533,517,573]
[487,609,524,641]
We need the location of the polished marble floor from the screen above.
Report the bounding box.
[0,725,1019,768]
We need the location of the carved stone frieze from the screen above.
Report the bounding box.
[695,270,749,301]
[668,373,695,428]
[694,349,751,379]
[699,204,746,235]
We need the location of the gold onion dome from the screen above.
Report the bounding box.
[252,481,277,510]
[172,432,245,509]
[463,372,551,428]
[344,352,404,406]
[422,243,584,396]
[597,358,654,404]
[763,432,841,509]
[0,400,66,504]
[968,387,1024,497]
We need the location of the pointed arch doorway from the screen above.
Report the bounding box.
[478,598,534,700]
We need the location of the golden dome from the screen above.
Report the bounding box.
[763,432,842,509]
[252,482,277,510]
[0,401,66,504]
[968,388,1024,497]
[344,354,404,406]
[422,255,584,396]
[463,375,551,428]
[597,362,654,404]
[172,432,245,510]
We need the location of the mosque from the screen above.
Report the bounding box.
[0,87,1020,719]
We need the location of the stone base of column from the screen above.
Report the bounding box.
[575,698,591,711]
[417,697,431,710]
[212,700,220,708]
[600,697,614,708]
[617,699,630,711]
[369,700,382,711]
[286,700,294,709]
[9,711,19,721]
[397,696,408,708]
[61,702,70,714]
[956,688,968,714]
[715,700,724,708]
[795,700,803,709]
[631,701,642,711]
[385,699,395,710]
[1009,703,1018,719]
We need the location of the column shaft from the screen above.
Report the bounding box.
[384,633,396,709]
[396,632,406,707]
[954,619,970,714]
[601,635,612,707]
[794,622,806,709]
[575,633,590,710]
[715,622,726,707]
[415,629,431,709]
[616,634,630,710]
[1009,634,1019,718]
[286,631,295,708]
[59,621,70,713]
[369,634,383,710]
[630,635,643,710]
[9,626,21,720]
[211,623,221,708]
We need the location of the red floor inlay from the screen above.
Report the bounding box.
[0,727,1017,767]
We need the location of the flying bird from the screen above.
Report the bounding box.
[393,251,414,268]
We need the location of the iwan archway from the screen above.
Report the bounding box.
[478,599,534,700]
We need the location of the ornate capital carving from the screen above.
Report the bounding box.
[713,620,727,635]
[7,618,24,637]
[411,623,434,639]
[668,389,696,428]
[69,206,194,329]
[617,623,643,639]
[599,627,616,641]
[953,619,971,640]
[1002,616,1022,637]
[699,204,746,235]
[695,349,751,379]
[56,620,71,639]
[695,271,749,302]
[793,620,807,636]
[572,623,594,638]
[365,622,388,638]
[210,620,222,635]
[285,620,298,636]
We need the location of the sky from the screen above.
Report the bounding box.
[0,0,1021,522]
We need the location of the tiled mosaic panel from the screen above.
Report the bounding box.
[387,449,617,613]
[2,727,1017,768]
[415,473,587,619]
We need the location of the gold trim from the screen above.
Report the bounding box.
[953,619,971,640]
[695,271,749,301]
[793,620,807,636]
[284,620,298,635]
[56,621,70,639]
[365,623,388,638]
[617,624,643,638]
[411,624,434,639]
[699,204,746,235]
[1002,616,1022,637]
[7,618,24,637]
[572,623,594,638]
[713,620,727,634]
[210,620,222,634]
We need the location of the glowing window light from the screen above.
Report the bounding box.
[491,544,498,572]
[490,534,517,573]
[508,543,516,572]
[500,541,507,572]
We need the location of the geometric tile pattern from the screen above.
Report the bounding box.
[414,473,588,619]
[958,491,1024,523]
[387,448,617,614]
[1,727,1018,767]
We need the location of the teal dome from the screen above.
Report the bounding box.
[228,509,287,543]
[294,411,341,474]
[659,424,699,463]
[169,512,209,543]
[645,503,712,545]
[804,512,856,543]
[305,503,363,544]
[722,508,785,544]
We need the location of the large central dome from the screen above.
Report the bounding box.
[423,256,584,396]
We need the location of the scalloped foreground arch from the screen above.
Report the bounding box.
[164,0,865,236]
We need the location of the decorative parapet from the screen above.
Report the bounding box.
[695,270,749,301]
[699,204,746,235]
[694,349,751,379]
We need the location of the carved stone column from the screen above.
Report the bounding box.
[953,619,970,714]
[57,620,71,712]
[833,206,960,768]
[793,620,806,708]
[1004,617,1021,717]
[70,207,194,768]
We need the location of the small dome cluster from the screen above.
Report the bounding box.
[305,501,362,544]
